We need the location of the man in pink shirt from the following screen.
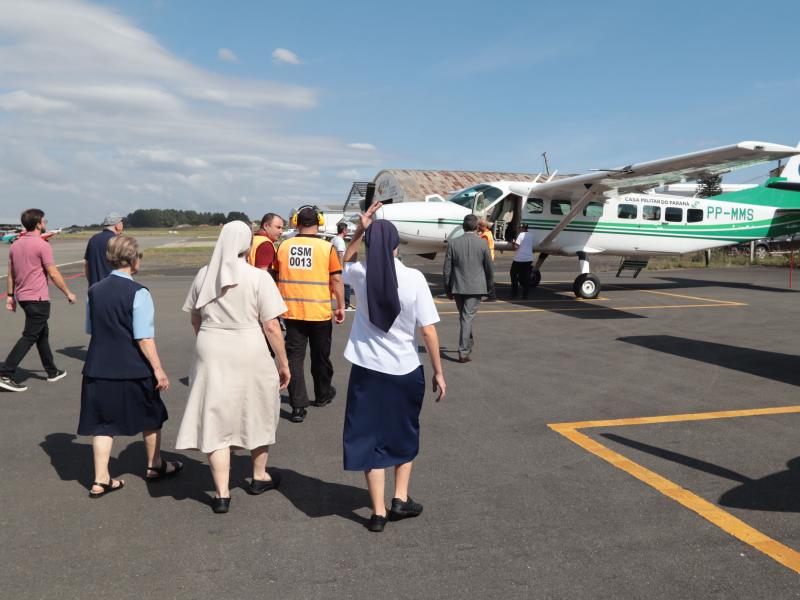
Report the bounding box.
[1,209,77,392]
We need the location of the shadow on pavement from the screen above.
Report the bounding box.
[275,468,370,525]
[650,276,798,294]
[39,433,208,504]
[601,433,800,513]
[617,335,800,386]
[56,345,87,362]
[1,367,45,385]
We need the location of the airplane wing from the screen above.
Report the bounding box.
[508,141,800,249]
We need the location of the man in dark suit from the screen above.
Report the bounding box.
[443,214,494,363]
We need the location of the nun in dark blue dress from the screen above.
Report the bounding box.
[341,209,447,532]
[78,235,182,498]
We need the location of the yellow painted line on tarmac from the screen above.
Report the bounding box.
[604,284,737,305]
[433,296,609,305]
[549,405,800,574]
[436,302,746,315]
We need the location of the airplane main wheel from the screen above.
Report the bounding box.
[573,273,601,299]
[530,269,542,288]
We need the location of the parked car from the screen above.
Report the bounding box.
[732,234,800,259]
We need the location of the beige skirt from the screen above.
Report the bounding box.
[176,323,280,453]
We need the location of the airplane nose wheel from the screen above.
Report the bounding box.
[530,269,542,288]
[573,273,601,299]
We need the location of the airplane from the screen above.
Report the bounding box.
[1,228,62,244]
[371,141,800,299]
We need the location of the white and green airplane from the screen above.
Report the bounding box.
[374,141,800,299]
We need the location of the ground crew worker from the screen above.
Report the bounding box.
[249,212,285,279]
[276,206,345,423]
[478,218,497,302]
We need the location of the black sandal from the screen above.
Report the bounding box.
[88,479,124,498]
[146,460,183,480]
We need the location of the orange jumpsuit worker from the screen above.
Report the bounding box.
[275,206,345,424]
[478,218,497,301]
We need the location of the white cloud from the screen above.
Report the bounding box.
[336,169,361,180]
[0,0,381,225]
[217,48,239,63]
[0,91,73,114]
[346,142,377,151]
[272,48,302,66]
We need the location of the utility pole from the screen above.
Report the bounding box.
[542,152,550,176]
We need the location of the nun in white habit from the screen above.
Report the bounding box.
[176,220,290,514]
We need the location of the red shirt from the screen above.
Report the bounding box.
[9,231,54,301]
[253,231,276,270]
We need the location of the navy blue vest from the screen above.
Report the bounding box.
[84,275,153,379]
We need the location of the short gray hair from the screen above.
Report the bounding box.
[106,235,140,268]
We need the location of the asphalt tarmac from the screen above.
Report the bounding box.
[2,254,799,599]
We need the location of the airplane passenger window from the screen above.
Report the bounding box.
[526,199,543,214]
[687,209,703,223]
[583,202,604,217]
[664,207,683,222]
[617,204,637,219]
[642,206,661,220]
[551,200,572,215]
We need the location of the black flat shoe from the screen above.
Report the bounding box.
[389,496,423,520]
[247,472,282,495]
[146,460,183,481]
[212,496,231,514]
[367,514,387,532]
[289,407,307,423]
[311,386,336,407]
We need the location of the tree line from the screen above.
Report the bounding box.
[124,209,251,228]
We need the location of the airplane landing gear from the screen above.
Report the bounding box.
[530,253,548,289]
[573,273,601,299]
[572,251,601,299]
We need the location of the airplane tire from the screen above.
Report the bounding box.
[530,270,542,288]
[573,273,601,299]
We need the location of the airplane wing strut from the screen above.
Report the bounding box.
[537,186,598,250]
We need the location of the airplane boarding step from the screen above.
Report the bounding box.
[616,258,649,278]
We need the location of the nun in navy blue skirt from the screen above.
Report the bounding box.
[78,235,182,499]
[341,207,447,532]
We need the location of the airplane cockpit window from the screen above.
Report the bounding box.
[687,209,704,223]
[551,200,572,215]
[642,206,661,221]
[618,204,637,219]
[526,199,544,214]
[665,207,683,222]
[583,202,604,218]
[449,184,503,209]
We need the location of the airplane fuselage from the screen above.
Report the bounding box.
[376,184,800,258]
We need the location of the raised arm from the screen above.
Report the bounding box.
[343,201,383,264]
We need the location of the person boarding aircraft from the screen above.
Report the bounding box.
[371,141,800,299]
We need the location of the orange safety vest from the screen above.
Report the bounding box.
[479,229,495,260]
[248,234,275,268]
[276,236,336,321]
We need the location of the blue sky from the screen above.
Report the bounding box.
[1,0,798,225]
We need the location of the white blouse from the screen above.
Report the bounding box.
[343,259,439,375]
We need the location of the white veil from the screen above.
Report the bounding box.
[193,220,253,309]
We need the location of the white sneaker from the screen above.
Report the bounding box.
[0,376,27,392]
[344,307,356,312]
[46,369,67,383]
